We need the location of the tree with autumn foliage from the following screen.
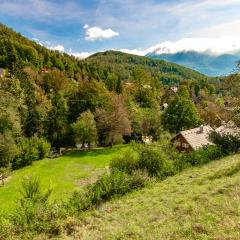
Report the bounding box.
[95,94,132,146]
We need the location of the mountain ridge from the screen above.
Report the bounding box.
[147,50,240,76]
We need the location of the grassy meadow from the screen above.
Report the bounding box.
[0,145,127,215]
[68,153,240,240]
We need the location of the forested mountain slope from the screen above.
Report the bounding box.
[85,50,209,85]
[0,23,232,175]
[0,23,208,85]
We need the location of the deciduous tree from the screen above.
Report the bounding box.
[71,110,97,148]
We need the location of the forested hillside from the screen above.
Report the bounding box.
[85,50,208,85]
[0,23,239,174]
[1,22,240,240]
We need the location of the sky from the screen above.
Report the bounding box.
[1,0,240,58]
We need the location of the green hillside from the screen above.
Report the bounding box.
[68,154,240,240]
[85,50,208,85]
[0,23,208,85]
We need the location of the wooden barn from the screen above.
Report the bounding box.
[171,125,214,152]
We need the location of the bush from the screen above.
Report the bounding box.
[68,170,149,212]
[12,137,50,170]
[34,136,51,159]
[210,132,240,155]
[175,145,222,169]
[110,149,139,174]
[110,143,176,178]
[10,177,65,237]
[12,138,39,169]
[0,133,17,168]
[0,216,14,240]
[137,145,175,178]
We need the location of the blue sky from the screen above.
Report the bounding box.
[1,0,240,57]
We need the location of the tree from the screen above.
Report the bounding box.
[95,94,132,146]
[71,111,97,148]
[0,133,17,168]
[162,86,202,133]
[68,80,109,123]
[45,92,69,148]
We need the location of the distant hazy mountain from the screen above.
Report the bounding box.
[146,51,240,76]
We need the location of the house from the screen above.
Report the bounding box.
[216,121,240,136]
[170,86,178,94]
[142,135,153,143]
[171,125,214,152]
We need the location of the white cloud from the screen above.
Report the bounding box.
[32,38,65,52]
[83,24,89,29]
[84,26,119,41]
[70,52,93,59]
[49,44,65,52]
[147,36,240,55]
[119,35,240,56]
[118,48,148,56]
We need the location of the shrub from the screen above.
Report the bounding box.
[12,138,39,169]
[137,145,175,178]
[0,133,17,168]
[10,177,65,237]
[68,170,149,212]
[12,137,50,170]
[210,132,240,155]
[110,149,139,174]
[34,137,51,159]
[0,216,14,240]
[175,145,222,169]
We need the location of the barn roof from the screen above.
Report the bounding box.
[173,125,214,150]
[216,121,240,136]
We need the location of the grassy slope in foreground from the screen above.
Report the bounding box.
[72,154,240,240]
[0,145,127,214]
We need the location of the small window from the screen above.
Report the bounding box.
[175,141,181,146]
[182,143,189,148]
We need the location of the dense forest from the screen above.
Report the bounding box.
[0,23,239,173]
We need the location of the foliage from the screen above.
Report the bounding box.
[33,136,51,159]
[9,177,65,237]
[95,94,132,146]
[45,92,69,148]
[175,145,223,171]
[210,131,240,155]
[68,80,109,122]
[162,85,202,133]
[71,110,97,147]
[12,137,50,170]
[68,170,149,212]
[0,133,17,168]
[137,144,175,178]
[110,149,139,174]
[111,143,175,178]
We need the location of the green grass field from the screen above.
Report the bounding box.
[0,145,127,215]
[69,154,240,240]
